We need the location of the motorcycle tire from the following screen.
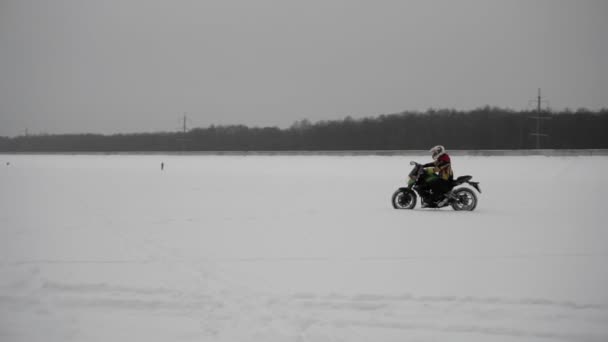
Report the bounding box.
[392,188,417,209]
[450,187,478,211]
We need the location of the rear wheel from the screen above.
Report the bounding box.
[392,189,417,209]
[451,188,477,211]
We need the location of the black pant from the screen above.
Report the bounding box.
[428,178,452,202]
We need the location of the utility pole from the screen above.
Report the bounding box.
[182,114,187,134]
[530,88,551,149]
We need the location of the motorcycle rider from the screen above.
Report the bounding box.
[421,145,454,207]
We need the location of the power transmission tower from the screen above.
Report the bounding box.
[529,88,551,149]
[177,113,190,151]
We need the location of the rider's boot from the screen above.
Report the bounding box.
[436,197,449,207]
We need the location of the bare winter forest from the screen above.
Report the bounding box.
[2,107,607,152]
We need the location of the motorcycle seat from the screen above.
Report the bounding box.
[454,175,472,185]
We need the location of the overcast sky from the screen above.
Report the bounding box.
[0,0,606,136]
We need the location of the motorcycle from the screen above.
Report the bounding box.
[392,161,481,211]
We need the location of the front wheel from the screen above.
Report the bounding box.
[392,188,417,209]
[450,187,478,211]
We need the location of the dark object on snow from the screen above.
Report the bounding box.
[161,162,164,170]
[391,161,481,211]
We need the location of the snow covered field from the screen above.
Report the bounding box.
[1,154,607,342]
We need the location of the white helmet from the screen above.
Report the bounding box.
[430,145,446,160]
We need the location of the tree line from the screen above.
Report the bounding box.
[1,107,607,152]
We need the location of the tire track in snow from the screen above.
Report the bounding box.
[5,250,607,266]
[291,292,608,311]
[329,319,607,342]
[3,278,608,341]
[282,292,608,341]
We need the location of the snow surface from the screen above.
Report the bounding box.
[1,154,607,342]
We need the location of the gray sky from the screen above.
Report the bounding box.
[1,0,607,136]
